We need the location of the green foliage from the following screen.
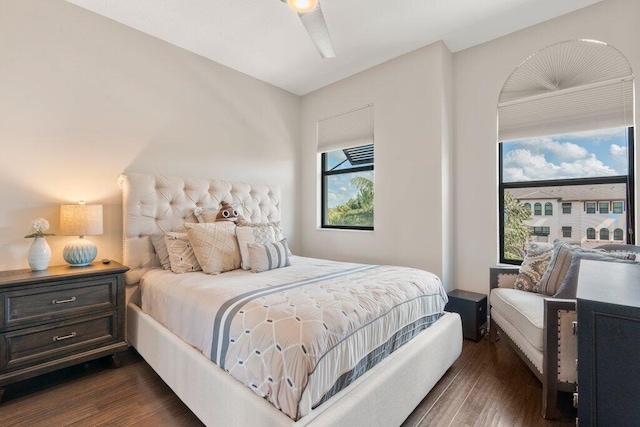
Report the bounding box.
[327,176,374,227]
[503,193,531,260]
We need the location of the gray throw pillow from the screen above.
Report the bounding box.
[553,249,638,299]
[538,240,636,296]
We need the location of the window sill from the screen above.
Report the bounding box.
[316,227,374,233]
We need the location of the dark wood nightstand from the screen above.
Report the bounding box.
[445,290,488,341]
[0,261,129,401]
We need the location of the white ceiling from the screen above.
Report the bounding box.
[65,0,603,96]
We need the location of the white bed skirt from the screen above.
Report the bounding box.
[127,302,462,427]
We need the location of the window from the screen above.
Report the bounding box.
[524,203,531,213]
[534,203,542,216]
[599,202,609,214]
[613,202,624,214]
[321,144,374,229]
[318,104,374,230]
[544,202,553,216]
[500,127,634,263]
[614,228,624,241]
[532,226,550,236]
[600,228,610,241]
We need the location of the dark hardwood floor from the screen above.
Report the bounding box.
[0,336,575,426]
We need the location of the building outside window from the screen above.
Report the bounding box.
[545,202,553,216]
[613,202,624,214]
[586,202,596,214]
[534,203,542,215]
[562,203,572,214]
[587,228,596,240]
[562,226,572,238]
[600,228,610,241]
[614,228,624,241]
[599,202,609,214]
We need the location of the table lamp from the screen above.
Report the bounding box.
[59,202,103,266]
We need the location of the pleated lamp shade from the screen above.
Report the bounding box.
[60,203,103,266]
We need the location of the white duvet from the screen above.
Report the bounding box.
[140,256,448,420]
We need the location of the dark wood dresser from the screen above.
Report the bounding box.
[0,261,129,400]
[576,260,640,426]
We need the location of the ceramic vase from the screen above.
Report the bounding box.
[28,236,51,271]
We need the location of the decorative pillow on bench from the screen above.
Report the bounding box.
[513,242,554,292]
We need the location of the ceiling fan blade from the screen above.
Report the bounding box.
[298,3,336,58]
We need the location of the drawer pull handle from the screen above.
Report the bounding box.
[53,332,77,342]
[52,297,76,305]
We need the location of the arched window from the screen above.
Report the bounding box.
[497,40,635,263]
[600,229,610,241]
[614,228,624,241]
[524,203,531,213]
[587,228,596,240]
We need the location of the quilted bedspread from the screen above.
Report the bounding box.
[140,256,448,420]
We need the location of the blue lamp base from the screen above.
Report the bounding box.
[63,238,98,266]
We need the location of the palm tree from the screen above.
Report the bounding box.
[351,176,374,210]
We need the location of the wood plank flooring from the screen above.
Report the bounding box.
[0,336,575,426]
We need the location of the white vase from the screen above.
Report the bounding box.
[28,236,51,271]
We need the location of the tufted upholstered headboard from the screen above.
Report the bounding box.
[118,172,282,286]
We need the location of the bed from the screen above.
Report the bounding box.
[120,172,462,427]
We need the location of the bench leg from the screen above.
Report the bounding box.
[542,378,562,419]
[489,318,499,342]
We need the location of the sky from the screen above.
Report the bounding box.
[326,171,374,208]
[502,127,629,182]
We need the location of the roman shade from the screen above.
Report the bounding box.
[317,104,374,152]
[498,40,634,142]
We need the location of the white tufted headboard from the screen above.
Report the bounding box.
[118,172,282,286]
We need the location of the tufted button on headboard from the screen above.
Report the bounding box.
[118,172,281,285]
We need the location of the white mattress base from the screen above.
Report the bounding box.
[127,302,462,427]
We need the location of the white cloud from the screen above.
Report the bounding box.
[503,149,617,181]
[610,144,627,159]
[516,137,588,161]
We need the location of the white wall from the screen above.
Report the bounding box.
[453,0,640,294]
[299,41,455,288]
[0,0,300,270]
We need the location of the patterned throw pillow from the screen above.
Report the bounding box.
[248,239,291,273]
[236,225,276,270]
[184,222,241,275]
[164,232,201,273]
[513,242,554,292]
[151,235,171,270]
[194,207,219,223]
[536,240,636,295]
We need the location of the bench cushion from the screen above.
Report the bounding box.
[490,288,546,351]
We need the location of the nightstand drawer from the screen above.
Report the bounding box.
[2,277,117,327]
[0,313,117,371]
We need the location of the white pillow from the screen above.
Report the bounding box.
[236,226,277,270]
[184,222,241,275]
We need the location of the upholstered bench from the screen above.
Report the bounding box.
[488,243,640,419]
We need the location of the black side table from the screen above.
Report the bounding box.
[445,290,487,341]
